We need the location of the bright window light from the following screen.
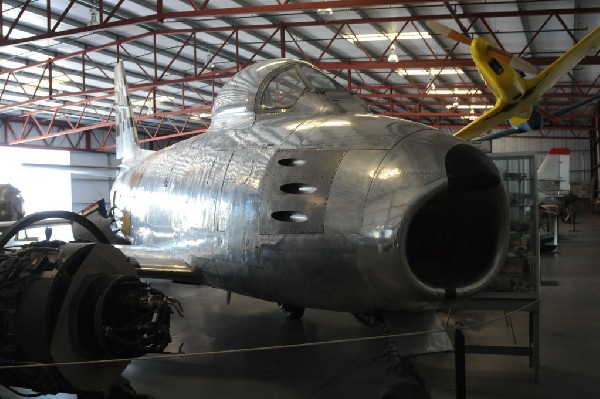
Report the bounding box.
[446,104,494,109]
[396,68,464,76]
[343,32,431,43]
[0,147,73,241]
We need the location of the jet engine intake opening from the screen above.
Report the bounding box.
[405,145,508,290]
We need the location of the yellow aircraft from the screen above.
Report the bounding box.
[427,21,600,141]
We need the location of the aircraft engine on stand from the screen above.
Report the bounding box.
[0,212,181,396]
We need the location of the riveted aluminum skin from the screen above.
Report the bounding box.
[111,59,509,312]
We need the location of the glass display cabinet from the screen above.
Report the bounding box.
[450,152,540,382]
[487,153,540,296]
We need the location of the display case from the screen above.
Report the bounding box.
[486,152,540,296]
[449,153,541,382]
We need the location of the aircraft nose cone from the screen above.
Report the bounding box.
[445,143,501,191]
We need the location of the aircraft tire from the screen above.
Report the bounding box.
[380,380,431,399]
[278,303,305,320]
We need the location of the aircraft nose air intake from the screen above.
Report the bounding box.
[405,143,508,299]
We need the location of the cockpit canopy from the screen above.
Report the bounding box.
[211,59,355,127]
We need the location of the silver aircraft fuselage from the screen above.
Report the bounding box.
[112,59,509,313]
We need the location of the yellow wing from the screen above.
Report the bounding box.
[454,26,600,141]
[452,100,530,142]
[527,26,600,98]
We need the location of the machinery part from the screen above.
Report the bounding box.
[71,274,174,359]
[0,184,24,222]
[0,241,179,395]
[0,210,110,249]
[277,303,305,320]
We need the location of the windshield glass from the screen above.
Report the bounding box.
[259,64,350,111]
[298,66,347,93]
[261,67,307,110]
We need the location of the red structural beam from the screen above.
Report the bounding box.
[1,57,597,115]
[316,57,600,70]
[1,4,598,47]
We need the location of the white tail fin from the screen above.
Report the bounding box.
[114,62,142,161]
[538,148,570,196]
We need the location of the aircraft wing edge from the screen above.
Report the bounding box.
[113,245,200,282]
[525,26,600,99]
[22,163,120,178]
[453,101,518,141]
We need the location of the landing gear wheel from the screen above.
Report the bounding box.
[381,383,431,399]
[381,376,431,399]
[353,312,384,326]
[278,303,305,320]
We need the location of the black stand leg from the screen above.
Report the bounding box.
[455,326,466,399]
[569,207,579,232]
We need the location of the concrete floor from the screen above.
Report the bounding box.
[2,210,600,398]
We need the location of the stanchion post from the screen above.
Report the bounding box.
[570,206,579,232]
[455,323,466,399]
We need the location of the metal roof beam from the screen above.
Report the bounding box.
[2,3,598,48]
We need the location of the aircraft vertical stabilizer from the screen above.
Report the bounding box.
[114,62,152,161]
[538,148,571,195]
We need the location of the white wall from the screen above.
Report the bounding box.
[70,152,117,212]
[492,136,591,185]
[0,147,73,240]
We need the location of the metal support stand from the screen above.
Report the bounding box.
[452,297,540,383]
[455,325,466,399]
[569,207,579,232]
[369,310,452,399]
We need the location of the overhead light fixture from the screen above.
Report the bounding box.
[426,88,483,95]
[387,44,399,63]
[191,112,212,120]
[445,104,493,110]
[462,108,478,120]
[343,32,431,43]
[396,68,464,76]
[89,0,98,26]
[317,8,333,15]
[55,79,65,94]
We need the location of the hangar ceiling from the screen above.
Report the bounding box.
[0,0,598,151]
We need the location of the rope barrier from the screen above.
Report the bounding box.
[0,298,540,371]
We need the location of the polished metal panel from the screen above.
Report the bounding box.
[324,149,389,234]
[259,149,345,234]
[112,59,509,313]
[282,113,425,149]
